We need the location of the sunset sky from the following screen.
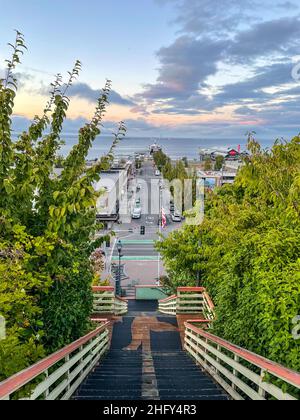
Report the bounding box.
[0,0,300,139]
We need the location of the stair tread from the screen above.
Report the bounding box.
[74,306,228,401]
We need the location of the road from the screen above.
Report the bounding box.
[107,159,183,285]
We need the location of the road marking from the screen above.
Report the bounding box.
[112,256,159,261]
[121,240,155,245]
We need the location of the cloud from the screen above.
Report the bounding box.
[136,0,300,132]
[38,81,135,106]
[138,36,227,101]
[67,82,135,106]
[156,0,256,37]
[229,17,300,61]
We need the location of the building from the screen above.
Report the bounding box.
[95,160,133,228]
[197,170,237,187]
[149,142,162,154]
[199,147,246,162]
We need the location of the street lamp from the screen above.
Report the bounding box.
[116,240,123,296]
[196,239,202,287]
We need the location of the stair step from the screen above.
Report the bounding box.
[74,397,142,401]
[78,390,141,397]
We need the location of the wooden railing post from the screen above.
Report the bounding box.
[44,369,49,399]
[258,369,266,398]
[0,316,5,340]
[232,355,239,391]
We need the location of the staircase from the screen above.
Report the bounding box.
[74,350,143,400]
[1,294,299,400]
[153,352,228,400]
[74,300,228,401]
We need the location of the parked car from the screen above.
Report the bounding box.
[155,170,160,176]
[171,213,182,222]
[170,204,175,213]
[132,207,142,219]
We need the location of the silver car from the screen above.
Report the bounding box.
[132,207,142,219]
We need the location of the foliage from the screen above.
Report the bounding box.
[215,155,225,171]
[0,32,126,379]
[156,135,300,371]
[203,157,213,171]
[153,150,198,211]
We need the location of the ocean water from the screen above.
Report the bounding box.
[59,136,275,160]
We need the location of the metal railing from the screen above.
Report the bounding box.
[92,287,128,315]
[159,287,215,319]
[0,320,110,401]
[184,321,300,401]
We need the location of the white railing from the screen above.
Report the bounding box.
[177,287,205,314]
[158,294,177,315]
[202,291,215,321]
[114,296,128,315]
[185,322,300,401]
[0,321,110,401]
[159,287,215,319]
[92,287,128,315]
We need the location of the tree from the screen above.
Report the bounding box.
[215,155,225,171]
[0,32,126,378]
[156,135,300,372]
[203,157,213,171]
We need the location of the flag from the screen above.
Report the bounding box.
[161,207,167,229]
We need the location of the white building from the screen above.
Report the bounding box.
[95,161,133,227]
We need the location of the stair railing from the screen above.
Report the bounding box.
[0,320,110,401]
[184,321,300,401]
[92,287,128,315]
[114,296,128,315]
[158,294,177,315]
[159,287,215,319]
[177,287,205,314]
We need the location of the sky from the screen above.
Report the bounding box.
[1,0,300,140]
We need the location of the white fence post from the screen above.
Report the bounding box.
[0,316,6,340]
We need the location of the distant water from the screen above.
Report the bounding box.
[59,136,275,160]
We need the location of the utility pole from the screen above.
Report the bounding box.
[116,240,123,296]
[196,239,202,287]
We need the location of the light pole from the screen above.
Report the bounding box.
[116,240,123,296]
[196,239,202,287]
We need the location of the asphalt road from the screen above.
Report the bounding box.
[112,160,182,261]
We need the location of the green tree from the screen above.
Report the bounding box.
[203,157,213,171]
[215,155,225,171]
[156,135,300,371]
[0,32,126,378]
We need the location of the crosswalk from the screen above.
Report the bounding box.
[112,239,159,262]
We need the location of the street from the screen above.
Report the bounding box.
[105,160,183,286]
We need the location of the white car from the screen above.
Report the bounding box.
[155,170,160,176]
[171,213,182,222]
[132,207,142,219]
